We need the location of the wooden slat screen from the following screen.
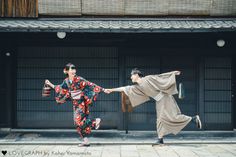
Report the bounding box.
[204,57,232,130]
[17,47,119,129]
[125,53,197,130]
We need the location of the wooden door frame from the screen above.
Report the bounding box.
[0,46,17,128]
[233,55,236,130]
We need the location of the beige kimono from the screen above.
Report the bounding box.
[123,71,192,137]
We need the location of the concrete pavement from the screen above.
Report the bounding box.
[0,130,236,145]
[0,130,236,157]
[1,144,236,157]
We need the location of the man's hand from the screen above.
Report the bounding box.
[104,89,113,94]
[175,71,181,75]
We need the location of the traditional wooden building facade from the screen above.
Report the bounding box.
[0,0,235,131]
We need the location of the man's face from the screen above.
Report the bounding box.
[130,74,139,83]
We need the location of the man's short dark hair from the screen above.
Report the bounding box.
[131,68,144,77]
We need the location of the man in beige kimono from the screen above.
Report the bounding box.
[104,68,202,144]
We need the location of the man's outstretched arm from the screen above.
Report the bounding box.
[104,87,126,94]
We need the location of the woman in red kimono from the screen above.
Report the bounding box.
[45,63,105,146]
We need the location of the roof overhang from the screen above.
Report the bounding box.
[0,18,236,33]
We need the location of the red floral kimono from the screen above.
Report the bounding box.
[54,75,103,138]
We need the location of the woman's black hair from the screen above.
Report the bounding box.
[64,63,75,77]
[131,68,144,77]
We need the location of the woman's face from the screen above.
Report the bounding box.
[68,66,76,77]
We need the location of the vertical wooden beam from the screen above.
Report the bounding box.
[35,0,38,17]
[0,0,3,17]
[15,0,38,17]
[199,56,205,130]
[28,0,38,17]
[118,47,126,131]
[15,0,23,17]
[232,55,236,130]
[0,44,16,128]
[1,0,38,17]
[4,0,14,17]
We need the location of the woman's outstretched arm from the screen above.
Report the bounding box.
[45,79,70,104]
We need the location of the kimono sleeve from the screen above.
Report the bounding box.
[146,71,178,95]
[54,80,70,104]
[157,71,176,78]
[123,85,150,108]
[77,77,103,105]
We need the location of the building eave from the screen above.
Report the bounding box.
[0,18,236,33]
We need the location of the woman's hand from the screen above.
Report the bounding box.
[45,79,55,89]
[45,79,51,85]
